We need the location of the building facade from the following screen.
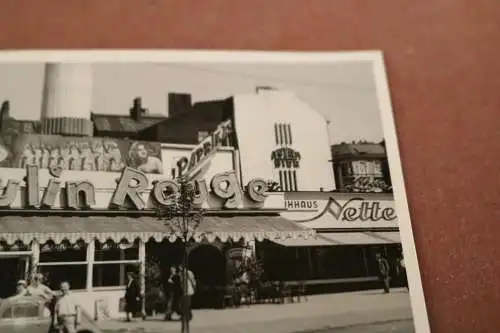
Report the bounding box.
[0,64,313,318]
[0,64,403,319]
[330,142,392,192]
[142,87,404,292]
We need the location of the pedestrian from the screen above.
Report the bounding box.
[52,281,80,333]
[11,280,28,298]
[398,253,408,291]
[375,253,391,293]
[164,265,181,321]
[233,260,250,306]
[124,272,141,322]
[178,264,196,322]
[28,273,55,300]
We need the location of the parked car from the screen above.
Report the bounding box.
[0,295,101,333]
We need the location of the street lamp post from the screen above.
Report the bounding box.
[157,176,205,333]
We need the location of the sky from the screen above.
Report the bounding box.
[0,61,384,145]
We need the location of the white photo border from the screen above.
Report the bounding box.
[0,49,430,333]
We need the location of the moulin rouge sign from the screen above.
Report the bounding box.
[0,164,269,210]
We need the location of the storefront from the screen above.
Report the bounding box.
[0,133,314,318]
[255,191,403,292]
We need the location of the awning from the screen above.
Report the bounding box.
[272,234,339,247]
[370,231,401,243]
[320,231,401,245]
[0,215,315,245]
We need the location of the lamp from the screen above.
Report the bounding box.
[102,239,115,250]
[41,241,55,253]
[118,240,134,250]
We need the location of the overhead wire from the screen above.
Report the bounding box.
[153,63,376,92]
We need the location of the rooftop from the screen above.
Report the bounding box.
[91,113,166,134]
[331,142,386,160]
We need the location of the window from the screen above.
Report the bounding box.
[93,240,140,288]
[1,307,12,319]
[12,303,40,318]
[1,303,41,319]
[38,240,87,291]
[338,160,389,192]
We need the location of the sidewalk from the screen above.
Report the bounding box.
[99,288,413,333]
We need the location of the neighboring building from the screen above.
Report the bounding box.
[140,96,234,145]
[330,142,392,192]
[91,96,167,140]
[139,87,403,291]
[141,88,336,192]
[276,191,402,291]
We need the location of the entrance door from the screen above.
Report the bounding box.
[188,245,225,309]
[0,257,30,299]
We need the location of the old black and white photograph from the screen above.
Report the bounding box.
[0,51,428,333]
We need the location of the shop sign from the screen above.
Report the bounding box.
[294,197,397,223]
[285,200,319,210]
[172,119,232,179]
[270,147,301,168]
[0,164,269,210]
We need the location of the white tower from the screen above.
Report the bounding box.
[41,63,93,136]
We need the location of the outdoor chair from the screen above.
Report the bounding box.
[248,289,257,305]
[239,285,252,306]
[279,281,293,304]
[268,281,281,304]
[222,285,236,309]
[295,281,308,302]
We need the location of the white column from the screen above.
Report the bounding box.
[41,63,94,136]
[31,240,40,276]
[24,256,30,280]
[138,239,146,316]
[233,149,243,185]
[86,240,95,292]
[245,239,256,260]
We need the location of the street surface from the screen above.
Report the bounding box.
[99,288,413,333]
[306,320,415,333]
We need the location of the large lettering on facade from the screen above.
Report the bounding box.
[172,120,232,179]
[338,198,396,222]
[271,147,301,168]
[292,197,397,223]
[0,164,269,210]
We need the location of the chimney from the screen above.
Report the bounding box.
[0,100,10,119]
[130,97,147,122]
[41,63,94,137]
[168,93,192,117]
[0,100,9,132]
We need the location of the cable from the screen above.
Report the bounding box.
[153,63,376,92]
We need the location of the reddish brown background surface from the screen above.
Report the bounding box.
[0,1,499,332]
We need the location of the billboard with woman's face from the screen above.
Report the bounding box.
[0,133,163,174]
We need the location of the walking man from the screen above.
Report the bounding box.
[179,264,196,322]
[53,281,80,333]
[399,252,408,291]
[164,265,181,321]
[376,253,391,293]
[124,272,141,322]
